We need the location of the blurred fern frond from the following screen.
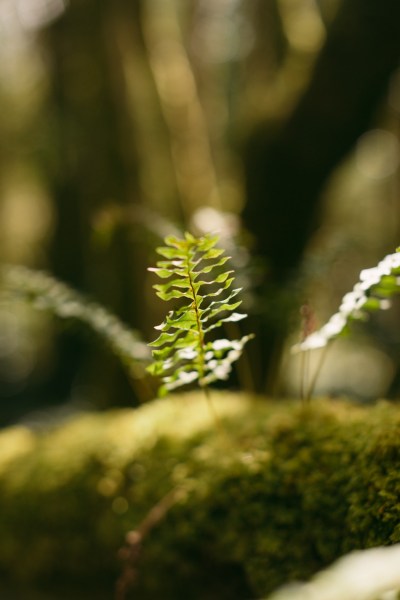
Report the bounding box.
[293,248,400,353]
[1,265,150,380]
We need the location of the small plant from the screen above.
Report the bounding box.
[146,232,254,398]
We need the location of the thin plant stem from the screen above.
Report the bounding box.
[201,383,218,425]
[201,383,232,445]
[115,486,186,600]
[300,349,310,406]
[305,343,330,402]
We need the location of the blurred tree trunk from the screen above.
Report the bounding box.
[243,0,400,391]
[40,0,146,407]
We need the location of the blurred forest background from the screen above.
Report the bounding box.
[1,0,400,425]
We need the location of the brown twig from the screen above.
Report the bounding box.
[299,302,317,406]
[115,487,185,600]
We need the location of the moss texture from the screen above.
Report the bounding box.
[0,393,400,598]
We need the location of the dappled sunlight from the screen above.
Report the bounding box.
[0,166,53,264]
[279,0,326,54]
[356,129,400,180]
[142,0,221,216]
[21,0,66,30]
[190,206,240,239]
[190,0,255,64]
[0,425,35,472]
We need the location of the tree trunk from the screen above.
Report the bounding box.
[243,0,400,390]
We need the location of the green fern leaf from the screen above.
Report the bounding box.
[293,248,400,353]
[147,232,254,395]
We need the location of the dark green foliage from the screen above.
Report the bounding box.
[147,233,253,395]
[2,395,400,598]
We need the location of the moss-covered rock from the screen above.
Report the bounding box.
[0,393,400,598]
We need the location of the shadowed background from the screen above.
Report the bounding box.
[1,0,400,423]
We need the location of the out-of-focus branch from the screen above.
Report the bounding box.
[141,0,222,220]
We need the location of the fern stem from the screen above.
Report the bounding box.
[185,244,206,382]
[184,245,226,437]
[201,383,232,444]
[305,343,330,402]
[187,256,226,436]
[300,349,310,406]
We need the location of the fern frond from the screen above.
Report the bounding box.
[147,232,254,396]
[293,248,400,353]
[0,265,150,379]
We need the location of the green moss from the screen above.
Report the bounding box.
[0,394,400,598]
